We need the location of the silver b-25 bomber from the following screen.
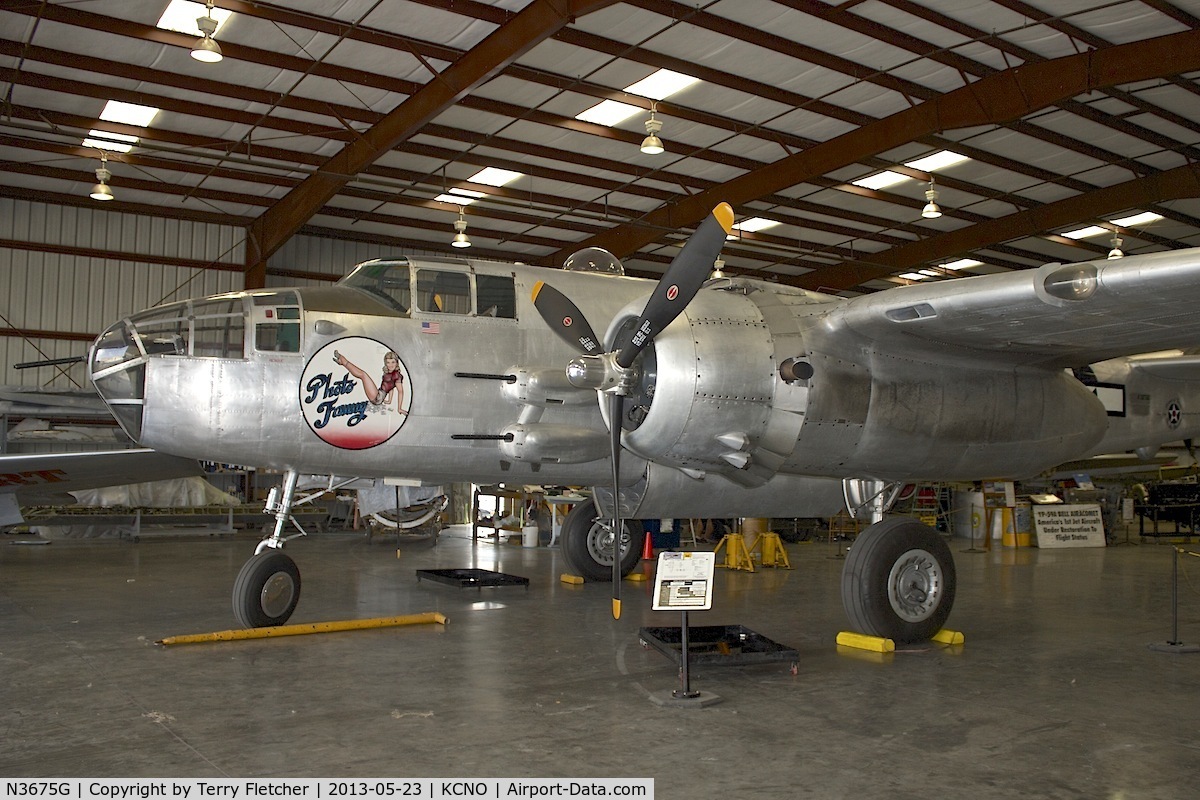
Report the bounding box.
[68,202,1200,641]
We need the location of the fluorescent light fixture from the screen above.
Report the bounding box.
[1062,225,1109,239]
[941,259,983,271]
[467,167,523,187]
[852,170,909,190]
[899,272,930,281]
[157,0,232,35]
[1111,211,1163,228]
[575,100,642,127]
[904,150,969,172]
[732,217,780,233]
[83,131,139,154]
[625,69,699,101]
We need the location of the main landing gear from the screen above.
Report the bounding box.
[842,517,956,643]
[559,499,641,583]
[557,494,956,642]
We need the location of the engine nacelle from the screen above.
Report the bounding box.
[606,282,812,486]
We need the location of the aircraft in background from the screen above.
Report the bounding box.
[16,201,1200,641]
[0,387,199,527]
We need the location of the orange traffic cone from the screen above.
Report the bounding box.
[642,529,654,561]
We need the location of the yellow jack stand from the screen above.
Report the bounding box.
[749,532,792,569]
[714,532,755,571]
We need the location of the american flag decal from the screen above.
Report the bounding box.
[421,321,440,334]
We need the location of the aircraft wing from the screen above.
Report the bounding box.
[0,386,112,417]
[0,449,201,507]
[1127,354,1200,381]
[827,249,1200,369]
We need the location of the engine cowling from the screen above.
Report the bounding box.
[606,281,813,486]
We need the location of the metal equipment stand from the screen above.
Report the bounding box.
[1148,546,1200,654]
[714,532,755,570]
[649,610,722,708]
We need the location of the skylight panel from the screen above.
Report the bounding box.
[1062,225,1109,239]
[82,101,160,153]
[468,167,523,187]
[575,100,642,127]
[904,150,969,172]
[1111,211,1163,228]
[157,0,232,35]
[575,69,698,128]
[625,69,699,100]
[82,132,139,154]
[100,101,160,128]
[732,217,780,233]
[852,170,909,190]
[941,258,983,271]
[899,272,930,281]
[435,188,485,205]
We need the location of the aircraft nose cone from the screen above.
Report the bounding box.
[89,318,149,441]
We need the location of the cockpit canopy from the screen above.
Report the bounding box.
[340,258,517,318]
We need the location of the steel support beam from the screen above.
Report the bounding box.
[562,27,1200,263]
[243,0,618,287]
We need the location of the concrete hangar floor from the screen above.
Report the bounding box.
[1,523,1197,798]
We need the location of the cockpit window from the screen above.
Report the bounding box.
[417,269,471,314]
[192,299,246,359]
[477,274,516,318]
[252,297,300,354]
[339,261,411,314]
[340,259,515,320]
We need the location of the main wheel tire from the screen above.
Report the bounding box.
[560,499,641,582]
[233,551,301,628]
[841,518,956,643]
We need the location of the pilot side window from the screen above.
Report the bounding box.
[416,269,470,315]
[189,299,245,359]
[251,293,301,354]
[476,274,516,318]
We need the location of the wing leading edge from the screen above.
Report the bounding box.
[0,449,201,506]
[825,248,1200,369]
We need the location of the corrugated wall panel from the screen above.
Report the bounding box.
[0,199,245,391]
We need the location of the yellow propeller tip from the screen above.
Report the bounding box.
[713,202,735,235]
[612,598,622,619]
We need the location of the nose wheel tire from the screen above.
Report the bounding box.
[560,499,641,582]
[233,551,301,628]
[841,518,956,643]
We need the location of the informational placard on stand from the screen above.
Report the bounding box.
[652,551,716,611]
[1032,503,1106,548]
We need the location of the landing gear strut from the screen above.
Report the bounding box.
[232,470,358,628]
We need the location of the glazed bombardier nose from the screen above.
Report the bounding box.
[89,296,248,443]
[90,317,149,442]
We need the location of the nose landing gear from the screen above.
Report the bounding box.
[231,470,358,628]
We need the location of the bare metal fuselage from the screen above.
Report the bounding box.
[89,255,1200,520]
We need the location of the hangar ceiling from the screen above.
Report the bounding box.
[2,0,1200,294]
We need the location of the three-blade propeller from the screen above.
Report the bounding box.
[533,203,734,618]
